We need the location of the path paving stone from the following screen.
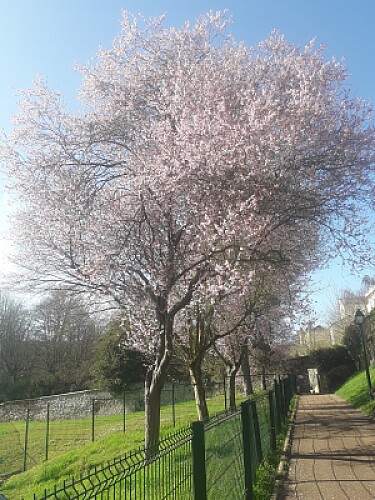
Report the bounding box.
[281,394,375,499]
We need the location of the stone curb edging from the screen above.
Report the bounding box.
[271,395,299,500]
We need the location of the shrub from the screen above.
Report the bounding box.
[310,345,356,392]
[92,320,149,393]
[326,364,355,391]
[310,345,356,374]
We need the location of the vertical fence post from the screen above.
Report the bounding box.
[223,376,227,410]
[45,403,50,461]
[291,374,297,395]
[274,379,281,433]
[286,377,291,409]
[91,399,95,442]
[262,369,266,390]
[123,391,126,432]
[250,399,262,464]
[191,420,207,500]
[280,379,286,420]
[23,408,30,472]
[241,401,253,500]
[293,374,297,394]
[172,384,176,428]
[268,390,277,452]
[290,375,296,401]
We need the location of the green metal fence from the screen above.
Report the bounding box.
[193,408,244,499]
[1,376,277,480]
[25,376,295,500]
[27,426,193,500]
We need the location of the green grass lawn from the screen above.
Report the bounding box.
[0,392,202,479]
[1,393,246,500]
[0,383,210,480]
[0,410,139,479]
[336,367,375,416]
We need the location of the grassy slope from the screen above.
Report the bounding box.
[0,398,196,479]
[336,367,375,416]
[1,395,238,500]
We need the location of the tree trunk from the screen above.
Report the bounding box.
[144,312,173,458]
[144,367,166,458]
[228,366,237,409]
[189,362,209,421]
[241,344,254,396]
[261,366,267,390]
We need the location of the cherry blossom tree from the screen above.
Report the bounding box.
[175,248,313,418]
[174,288,254,420]
[215,327,250,409]
[214,265,302,408]
[2,10,374,449]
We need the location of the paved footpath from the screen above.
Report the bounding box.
[282,394,375,499]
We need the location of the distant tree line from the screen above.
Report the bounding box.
[0,288,290,403]
[0,290,101,401]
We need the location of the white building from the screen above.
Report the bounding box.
[365,285,375,314]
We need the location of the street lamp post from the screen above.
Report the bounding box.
[354,309,373,401]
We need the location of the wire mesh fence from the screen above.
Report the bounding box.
[13,375,295,499]
[255,393,272,460]
[0,382,212,479]
[29,426,193,500]
[191,376,296,500]
[0,374,287,485]
[204,409,244,499]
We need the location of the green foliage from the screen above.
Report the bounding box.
[310,345,356,390]
[92,320,149,393]
[0,290,100,400]
[30,374,69,397]
[342,324,362,366]
[326,364,356,392]
[0,374,31,402]
[252,395,298,499]
[253,460,276,499]
[201,351,226,384]
[310,345,355,373]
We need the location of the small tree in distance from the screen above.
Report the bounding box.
[2,11,374,450]
[92,319,149,393]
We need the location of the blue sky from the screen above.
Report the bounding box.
[0,0,374,321]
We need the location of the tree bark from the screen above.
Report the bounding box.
[261,365,267,390]
[241,344,254,396]
[227,366,239,409]
[189,362,209,421]
[144,311,173,458]
[144,367,167,458]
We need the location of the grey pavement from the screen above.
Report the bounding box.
[281,394,375,499]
